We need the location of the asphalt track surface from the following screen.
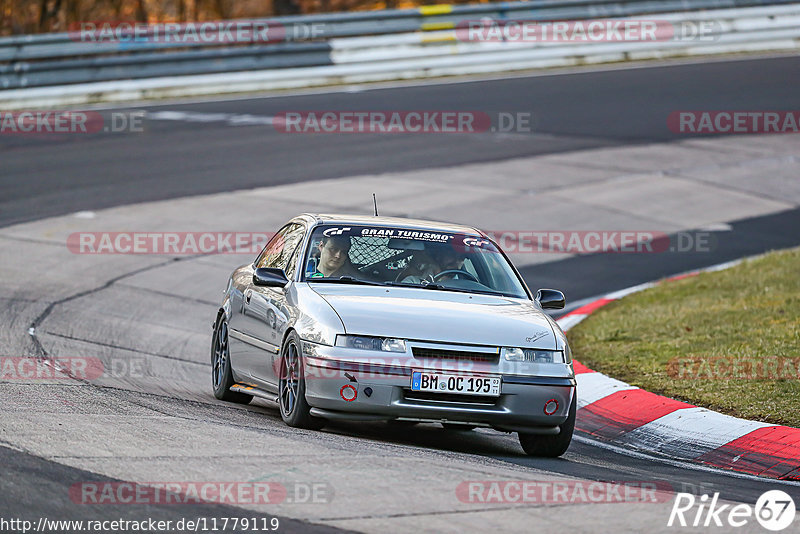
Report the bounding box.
[526,206,800,305]
[0,444,344,534]
[2,54,800,228]
[2,55,800,531]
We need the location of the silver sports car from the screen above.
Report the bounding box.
[211,214,576,456]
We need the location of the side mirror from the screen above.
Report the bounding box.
[536,289,565,310]
[253,267,289,288]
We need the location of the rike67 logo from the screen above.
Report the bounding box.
[668,490,796,531]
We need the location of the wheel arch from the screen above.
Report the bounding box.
[280,326,300,354]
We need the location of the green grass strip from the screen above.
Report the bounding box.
[568,247,800,427]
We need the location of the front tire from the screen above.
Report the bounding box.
[211,315,252,404]
[278,331,325,430]
[518,394,576,457]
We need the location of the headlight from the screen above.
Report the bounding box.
[503,348,564,363]
[335,335,407,353]
[301,341,322,358]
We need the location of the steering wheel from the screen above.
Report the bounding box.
[433,269,479,283]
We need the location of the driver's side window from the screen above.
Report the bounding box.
[255,223,306,275]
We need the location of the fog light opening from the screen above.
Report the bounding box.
[544,399,559,415]
[340,384,358,402]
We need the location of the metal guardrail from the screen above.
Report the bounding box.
[1,0,799,90]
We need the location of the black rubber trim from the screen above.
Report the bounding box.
[305,356,411,377]
[502,376,576,386]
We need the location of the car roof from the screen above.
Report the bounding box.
[300,213,485,236]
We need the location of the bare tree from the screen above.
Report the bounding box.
[274,0,301,15]
[109,0,124,18]
[213,0,229,19]
[38,0,50,29]
[38,0,63,32]
[65,0,79,29]
[135,0,148,22]
[188,0,197,22]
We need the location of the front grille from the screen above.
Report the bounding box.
[411,347,499,363]
[403,390,498,405]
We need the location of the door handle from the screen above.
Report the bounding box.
[245,290,252,304]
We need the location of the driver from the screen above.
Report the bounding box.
[310,234,360,278]
[400,245,466,283]
[433,246,466,273]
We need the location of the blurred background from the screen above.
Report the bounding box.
[3,0,490,34]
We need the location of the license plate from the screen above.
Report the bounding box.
[411,372,501,397]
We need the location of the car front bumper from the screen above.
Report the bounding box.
[302,344,576,431]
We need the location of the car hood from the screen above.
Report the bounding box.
[308,284,557,348]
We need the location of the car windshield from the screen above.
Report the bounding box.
[302,225,529,298]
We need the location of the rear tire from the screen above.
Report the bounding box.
[518,394,576,457]
[211,315,253,404]
[279,331,325,430]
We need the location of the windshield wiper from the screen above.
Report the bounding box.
[455,288,519,298]
[383,280,446,290]
[309,276,384,286]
